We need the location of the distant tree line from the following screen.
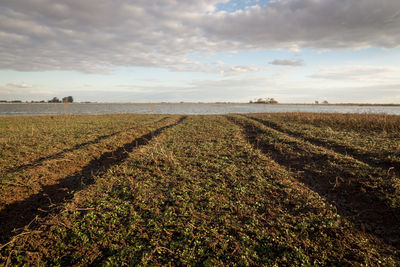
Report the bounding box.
[0,100,22,103]
[249,98,278,104]
[315,100,329,104]
[48,96,74,103]
[0,96,74,103]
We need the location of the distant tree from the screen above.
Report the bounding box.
[251,97,278,104]
[62,96,74,103]
[48,97,61,103]
[315,100,319,104]
[322,100,329,104]
[267,98,278,104]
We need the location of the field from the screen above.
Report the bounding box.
[0,113,399,265]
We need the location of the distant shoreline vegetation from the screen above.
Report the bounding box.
[0,100,399,106]
[0,96,74,104]
[250,98,279,104]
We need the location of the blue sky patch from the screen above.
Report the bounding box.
[216,0,270,12]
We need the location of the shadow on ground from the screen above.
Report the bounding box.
[247,116,400,176]
[0,116,185,245]
[3,117,170,175]
[227,115,400,250]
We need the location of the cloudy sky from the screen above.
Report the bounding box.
[1,0,400,103]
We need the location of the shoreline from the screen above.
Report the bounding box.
[1,102,400,106]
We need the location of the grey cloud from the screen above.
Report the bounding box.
[270,59,304,67]
[0,0,399,73]
[206,0,400,50]
[0,0,226,73]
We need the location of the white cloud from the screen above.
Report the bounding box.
[270,59,304,66]
[0,0,399,73]
[310,66,400,84]
[2,83,55,98]
[7,83,33,88]
[167,60,264,75]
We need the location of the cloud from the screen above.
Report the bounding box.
[3,82,55,96]
[0,0,399,73]
[310,66,400,84]
[167,60,264,75]
[0,0,226,73]
[7,83,33,88]
[270,59,303,67]
[0,85,55,101]
[206,0,400,50]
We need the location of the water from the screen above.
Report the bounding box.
[1,103,400,116]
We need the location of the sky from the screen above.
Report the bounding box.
[1,0,400,103]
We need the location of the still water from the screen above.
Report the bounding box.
[1,103,400,116]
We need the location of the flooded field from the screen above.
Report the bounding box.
[1,103,400,116]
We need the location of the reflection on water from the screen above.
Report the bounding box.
[1,103,400,116]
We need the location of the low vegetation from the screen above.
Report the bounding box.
[0,114,163,173]
[0,113,399,265]
[249,98,278,104]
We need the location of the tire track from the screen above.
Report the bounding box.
[0,116,186,245]
[2,116,170,175]
[227,115,400,249]
[247,115,400,175]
